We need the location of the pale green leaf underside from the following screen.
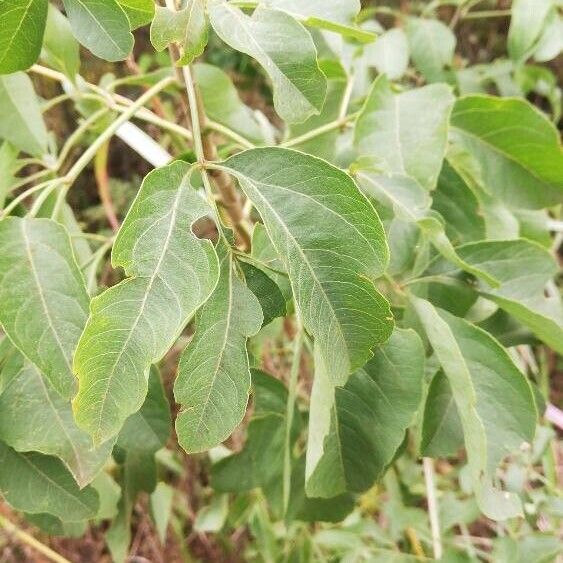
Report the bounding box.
[0,441,99,521]
[194,63,275,145]
[507,0,554,62]
[355,172,498,287]
[209,2,327,123]
[306,329,424,497]
[450,95,563,208]
[448,239,563,354]
[406,17,456,82]
[364,28,409,81]
[355,75,454,190]
[0,217,89,398]
[0,350,113,487]
[73,161,219,444]
[412,297,536,520]
[0,0,47,74]
[262,0,372,42]
[62,0,133,62]
[117,0,154,29]
[42,5,81,79]
[218,147,393,385]
[175,242,262,453]
[0,72,48,156]
[150,0,208,65]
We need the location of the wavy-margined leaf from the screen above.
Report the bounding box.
[175,242,262,453]
[450,95,563,208]
[62,0,133,62]
[194,63,275,145]
[405,17,456,83]
[209,2,327,123]
[0,73,48,156]
[216,148,393,385]
[73,161,219,444]
[0,350,113,487]
[0,217,89,398]
[354,171,498,286]
[305,329,424,498]
[355,75,454,190]
[42,5,80,79]
[437,239,563,355]
[212,370,354,522]
[508,0,554,62]
[0,442,99,521]
[117,0,154,29]
[412,297,536,520]
[151,0,208,65]
[0,0,48,74]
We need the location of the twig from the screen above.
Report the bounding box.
[423,457,442,560]
[0,515,71,563]
[94,139,120,231]
[283,319,304,517]
[281,113,358,148]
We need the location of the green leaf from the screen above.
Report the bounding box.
[354,171,498,286]
[149,482,174,543]
[239,261,286,327]
[0,0,48,74]
[444,239,563,355]
[405,17,456,83]
[432,162,485,244]
[264,0,360,25]
[450,95,563,208]
[107,450,156,562]
[421,370,464,457]
[305,329,424,497]
[0,73,48,156]
[0,141,18,208]
[175,242,262,453]
[150,0,208,65]
[412,297,536,520]
[263,0,373,42]
[217,148,393,385]
[209,2,327,123]
[212,369,353,522]
[41,5,80,78]
[109,372,168,562]
[117,365,171,455]
[355,75,454,190]
[508,0,554,62]
[117,0,155,29]
[287,61,347,160]
[0,217,89,398]
[194,63,274,145]
[212,370,290,494]
[0,350,113,487]
[62,0,133,62]
[73,161,219,444]
[364,28,409,81]
[25,513,87,537]
[0,441,99,521]
[533,13,563,62]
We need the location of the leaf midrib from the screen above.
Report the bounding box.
[93,186,184,439]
